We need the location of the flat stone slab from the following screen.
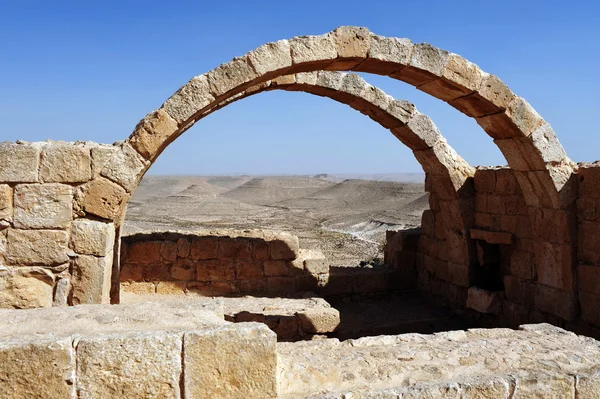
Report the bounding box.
[0,298,225,339]
[277,323,600,397]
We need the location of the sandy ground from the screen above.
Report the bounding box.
[123,174,428,266]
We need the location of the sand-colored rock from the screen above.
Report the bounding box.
[40,143,92,183]
[6,229,69,265]
[70,219,115,256]
[76,331,182,399]
[0,267,54,309]
[0,142,40,182]
[71,253,112,304]
[81,177,128,221]
[0,336,75,399]
[184,323,277,399]
[13,183,73,229]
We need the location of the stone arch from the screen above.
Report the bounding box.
[85,71,478,302]
[120,25,575,294]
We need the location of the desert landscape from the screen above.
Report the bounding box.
[123,173,428,266]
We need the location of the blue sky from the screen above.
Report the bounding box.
[2,1,599,175]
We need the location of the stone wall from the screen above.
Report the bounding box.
[384,165,600,337]
[0,140,133,309]
[120,230,413,299]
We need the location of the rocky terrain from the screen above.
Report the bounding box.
[123,174,427,266]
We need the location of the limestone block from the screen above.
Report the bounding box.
[39,144,92,183]
[405,111,443,150]
[0,142,40,182]
[6,229,69,265]
[392,43,449,86]
[0,267,54,309]
[196,259,235,282]
[328,26,370,69]
[71,254,112,305]
[100,143,148,192]
[527,123,568,163]
[53,276,71,307]
[120,281,156,294]
[264,260,288,276]
[302,249,329,275]
[207,55,259,99]
[190,237,219,260]
[0,184,12,221]
[467,287,504,314]
[298,308,340,333]
[507,96,545,138]
[478,74,515,111]
[128,109,179,160]
[510,250,536,280]
[81,177,128,221]
[443,54,484,92]
[90,145,119,177]
[577,374,600,399]
[270,234,300,260]
[252,239,270,260]
[460,376,511,398]
[0,336,75,399]
[76,331,182,399]
[177,238,190,257]
[477,112,523,140]
[13,183,72,229]
[535,284,579,321]
[70,219,115,256]
[247,39,292,77]
[219,238,251,259]
[239,278,267,294]
[170,258,196,280]
[289,34,337,70]
[183,323,277,399]
[513,374,574,398]
[156,281,187,295]
[127,240,161,264]
[470,229,513,245]
[160,240,177,261]
[403,383,461,398]
[235,259,264,279]
[354,34,412,74]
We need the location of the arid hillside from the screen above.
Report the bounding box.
[124,174,428,266]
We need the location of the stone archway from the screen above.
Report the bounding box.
[120,26,576,296]
[86,71,476,303]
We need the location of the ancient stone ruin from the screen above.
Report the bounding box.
[2,26,600,397]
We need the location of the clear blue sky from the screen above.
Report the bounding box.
[2,1,599,175]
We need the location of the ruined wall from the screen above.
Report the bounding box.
[386,165,600,336]
[0,141,137,308]
[121,230,413,299]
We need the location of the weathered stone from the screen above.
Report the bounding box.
[53,276,71,307]
[219,237,251,259]
[170,258,195,280]
[70,219,115,256]
[302,249,329,275]
[40,144,92,183]
[0,184,12,221]
[0,336,75,399]
[13,183,72,229]
[127,240,161,264]
[207,55,259,99]
[470,228,513,245]
[128,109,179,160]
[77,331,182,399]
[264,259,289,276]
[355,34,412,74]
[81,177,128,221]
[0,267,54,308]
[6,229,69,265]
[184,323,277,399]
[196,259,235,282]
[328,26,370,69]
[190,237,219,260]
[71,254,112,304]
[580,290,600,326]
[535,284,579,321]
[160,240,177,261]
[100,143,148,192]
[235,259,264,279]
[270,233,300,260]
[298,308,340,333]
[90,145,119,177]
[467,287,504,314]
[460,377,511,398]
[513,374,574,398]
[289,34,337,69]
[247,39,292,77]
[392,43,449,86]
[577,374,600,399]
[267,276,296,295]
[0,143,40,182]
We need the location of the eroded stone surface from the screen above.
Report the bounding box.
[13,183,73,229]
[70,219,115,256]
[6,229,69,265]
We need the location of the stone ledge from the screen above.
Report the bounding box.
[470,228,513,244]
